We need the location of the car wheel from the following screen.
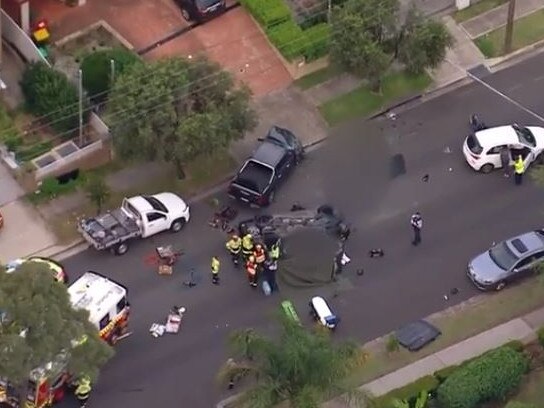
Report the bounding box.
[170,218,186,233]
[180,8,192,21]
[480,163,494,174]
[115,243,129,256]
[495,281,506,291]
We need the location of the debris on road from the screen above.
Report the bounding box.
[150,306,186,337]
[369,249,385,258]
[422,174,429,182]
[443,146,452,154]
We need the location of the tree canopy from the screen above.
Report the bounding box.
[106,56,257,178]
[330,0,452,86]
[218,316,370,408]
[0,263,114,384]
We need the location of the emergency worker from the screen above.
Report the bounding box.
[242,234,254,259]
[246,255,258,287]
[253,244,266,269]
[514,155,525,186]
[225,235,242,264]
[269,241,280,261]
[74,376,92,408]
[211,256,220,285]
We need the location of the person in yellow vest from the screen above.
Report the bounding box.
[211,256,220,285]
[225,235,242,265]
[242,234,254,259]
[513,155,525,186]
[74,376,92,408]
[269,241,280,261]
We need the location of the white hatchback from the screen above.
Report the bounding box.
[463,124,544,173]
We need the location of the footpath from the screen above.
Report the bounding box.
[218,304,544,408]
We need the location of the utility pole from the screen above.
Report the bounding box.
[503,0,516,55]
[78,69,84,146]
[110,59,115,85]
[327,0,332,23]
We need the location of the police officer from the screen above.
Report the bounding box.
[514,155,525,186]
[410,211,423,246]
[74,376,92,408]
[269,240,280,261]
[226,235,242,265]
[211,256,220,285]
[242,234,254,260]
[500,147,510,177]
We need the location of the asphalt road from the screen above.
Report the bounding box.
[59,53,544,408]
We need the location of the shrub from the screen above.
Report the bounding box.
[81,48,140,100]
[376,375,439,408]
[36,176,81,199]
[0,108,23,151]
[433,365,459,383]
[385,335,400,353]
[302,23,330,61]
[16,140,53,162]
[503,340,525,352]
[436,347,528,408]
[267,21,306,61]
[20,62,87,135]
[240,0,291,28]
[537,327,544,348]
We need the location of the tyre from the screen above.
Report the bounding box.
[170,218,186,233]
[495,281,506,291]
[480,163,494,174]
[180,8,191,21]
[115,242,129,256]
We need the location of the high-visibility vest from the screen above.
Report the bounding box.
[246,262,256,276]
[242,235,253,251]
[514,158,524,174]
[254,249,266,264]
[226,238,242,254]
[211,258,220,274]
[75,380,92,400]
[269,245,280,260]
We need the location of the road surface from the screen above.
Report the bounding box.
[59,53,544,407]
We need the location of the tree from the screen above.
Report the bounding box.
[20,62,87,135]
[0,262,113,400]
[217,315,371,408]
[106,56,257,179]
[80,48,141,101]
[330,0,451,84]
[84,175,111,214]
[396,9,453,74]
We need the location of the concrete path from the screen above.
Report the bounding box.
[0,162,24,206]
[460,0,544,39]
[428,16,485,89]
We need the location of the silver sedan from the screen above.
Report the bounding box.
[467,230,544,291]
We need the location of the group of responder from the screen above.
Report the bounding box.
[225,233,281,289]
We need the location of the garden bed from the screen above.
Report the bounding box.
[51,20,134,82]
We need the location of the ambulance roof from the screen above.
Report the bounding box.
[68,272,126,325]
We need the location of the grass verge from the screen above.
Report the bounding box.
[294,65,343,90]
[42,150,237,244]
[475,9,544,58]
[345,278,544,387]
[507,368,544,406]
[318,72,432,126]
[453,0,508,23]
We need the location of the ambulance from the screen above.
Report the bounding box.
[68,271,130,345]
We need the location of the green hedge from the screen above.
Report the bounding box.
[375,375,439,408]
[436,347,529,408]
[537,327,544,348]
[266,21,330,61]
[240,0,291,28]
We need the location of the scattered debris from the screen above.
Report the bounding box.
[356,268,365,276]
[387,112,397,121]
[443,146,452,154]
[422,174,430,182]
[369,248,385,258]
[208,205,237,233]
[290,202,306,212]
[448,167,453,172]
[450,287,459,295]
[150,306,186,338]
[443,295,449,300]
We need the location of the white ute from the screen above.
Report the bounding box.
[77,192,190,255]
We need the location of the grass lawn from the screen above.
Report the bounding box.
[506,368,544,406]
[42,150,237,244]
[345,278,544,387]
[453,0,508,23]
[475,9,544,58]
[294,65,343,90]
[319,72,432,126]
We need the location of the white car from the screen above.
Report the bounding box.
[463,124,544,173]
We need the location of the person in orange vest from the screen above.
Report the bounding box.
[246,255,258,287]
[253,244,266,270]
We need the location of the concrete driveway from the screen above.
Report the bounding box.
[58,52,544,408]
[0,163,24,206]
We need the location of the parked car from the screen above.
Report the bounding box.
[463,124,544,173]
[5,257,68,284]
[228,126,304,207]
[174,0,226,22]
[77,193,190,256]
[467,230,544,291]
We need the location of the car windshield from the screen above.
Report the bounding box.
[196,0,220,8]
[514,125,536,147]
[488,242,519,270]
[466,134,483,154]
[143,196,168,213]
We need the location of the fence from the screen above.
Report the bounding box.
[1,10,49,66]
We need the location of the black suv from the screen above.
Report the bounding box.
[228,126,304,207]
[174,0,226,22]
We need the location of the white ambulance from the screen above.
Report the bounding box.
[68,271,130,345]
